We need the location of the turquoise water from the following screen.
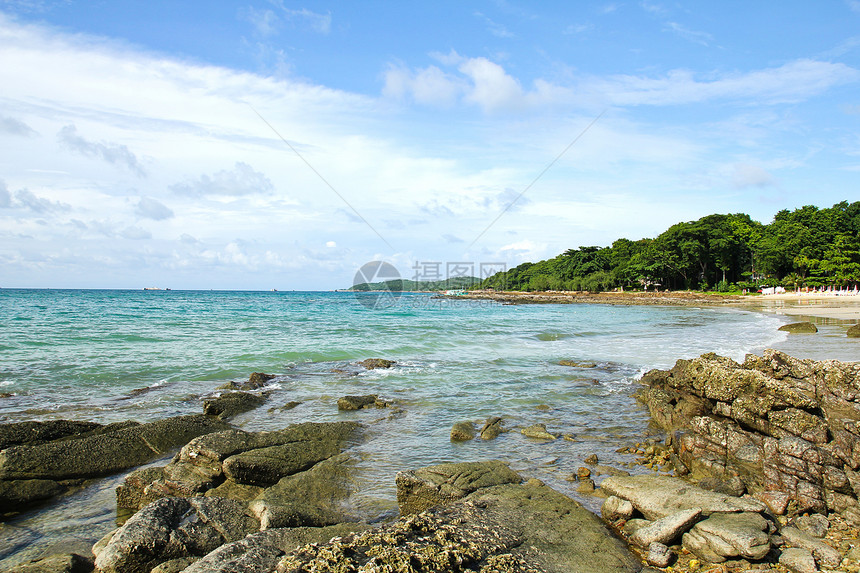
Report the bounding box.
[0,288,848,565]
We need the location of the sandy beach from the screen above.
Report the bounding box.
[739,292,860,321]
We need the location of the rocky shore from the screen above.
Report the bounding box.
[5,351,860,572]
[442,290,745,306]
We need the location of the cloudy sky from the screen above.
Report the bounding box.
[1,1,859,289]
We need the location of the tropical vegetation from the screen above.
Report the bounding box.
[479,201,860,293]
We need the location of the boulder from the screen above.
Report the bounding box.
[357,358,395,369]
[93,496,258,573]
[278,479,641,573]
[848,324,860,338]
[396,460,522,515]
[778,322,818,334]
[600,475,765,520]
[117,422,360,511]
[336,395,380,411]
[779,547,818,573]
[601,495,634,522]
[479,416,504,440]
[629,508,702,548]
[249,453,357,529]
[450,421,476,442]
[7,553,94,573]
[682,512,771,563]
[0,420,103,450]
[203,392,267,419]
[521,423,557,440]
[792,513,829,538]
[636,350,860,514]
[0,479,66,513]
[150,557,198,573]
[780,526,842,568]
[646,542,674,568]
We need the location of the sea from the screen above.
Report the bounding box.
[0,288,857,566]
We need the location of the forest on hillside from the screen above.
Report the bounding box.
[479,201,860,293]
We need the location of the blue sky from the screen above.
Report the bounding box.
[1,1,859,289]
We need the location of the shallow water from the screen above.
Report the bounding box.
[0,289,853,566]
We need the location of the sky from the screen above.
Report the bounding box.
[1,1,859,290]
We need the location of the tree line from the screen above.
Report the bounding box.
[479,201,860,293]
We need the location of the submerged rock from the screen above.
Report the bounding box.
[450,421,476,441]
[521,424,557,441]
[778,321,818,334]
[848,323,860,338]
[480,416,504,440]
[7,553,93,573]
[357,358,395,369]
[336,395,385,410]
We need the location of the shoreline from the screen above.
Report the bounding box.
[449,290,860,322]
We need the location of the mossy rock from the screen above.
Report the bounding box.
[848,324,860,338]
[778,321,818,334]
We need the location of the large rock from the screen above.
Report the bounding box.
[7,553,93,573]
[395,460,522,515]
[0,420,103,450]
[249,453,358,529]
[779,322,818,334]
[600,475,765,520]
[636,350,860,513]
[183,525,367,573]
[117,422,360,511]
[780,526,842,568]
[93,496,258,573]
[450,421,476,441]
[682,512,771,563]
[848,324,860,338]
[357,358,395,369]
[0,415,229,481]
[203,392,267,420]
[629,508,702,548]
[278,479,641,573]
[0,479,66,513]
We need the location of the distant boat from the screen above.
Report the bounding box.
[143,287,161,291]
[271,288,278,292]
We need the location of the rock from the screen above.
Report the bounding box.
[395,460,522,515]
[184,525,367,573]
[278,479,641,573]
[559,360,597,368]
[521,423,557,440]
[479,416,504,440]
[222,439,344,487]
[7,553,94,573]
[635,350,860,515]
[600,475,765,520]
[780,526,842,568]
[646,542,674,568]
[779,322,818,334]
[0,415,229,485]
[601,495,634,522]
[584,453,599,465]
[577,478,596,494]
[792,514,829,538]
[357,358,395,369]
[250,453,357,529]
[630,508,702,548]
[218,372,275,392]
[0,420,103,450]
[203,392,266,419]
[594,464,629,477]
[779,547,818,573]
[682,512,771,563]
[118,422,360,512]
[336,395,380,410]
[848,324,860,338]
[0,478,67,513]
[450,421,476,442]
[93,496,258,573]
[150,557,198,573]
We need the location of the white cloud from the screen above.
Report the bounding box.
[135,197,174,220]
[0,116,36,136]
[732,163,776,188]
[0,180,11,207]
[120,225,152,240]
[664,22,713,46]
[57,125,146,177]
[326,240,336,248]
[170,162,274,197]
